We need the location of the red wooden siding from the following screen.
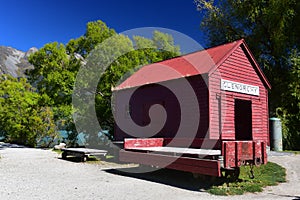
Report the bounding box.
[124,138,164,149]
[114,75,209,143]
[222,141,267,168]
[209,46,269,143]
[114,39,270,147]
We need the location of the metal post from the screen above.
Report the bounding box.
[269,118,283,151]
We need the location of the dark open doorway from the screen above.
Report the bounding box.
[234,99,252,140]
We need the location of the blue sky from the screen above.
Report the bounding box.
[0,0,207,52]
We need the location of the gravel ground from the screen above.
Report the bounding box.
[0,145,299,200]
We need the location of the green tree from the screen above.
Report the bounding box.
[66,20,116,58]
[27,21,117,146]
[75,31,180,145]
[277,51,300,150]
[0,75,58,147]
[27,20,116,106]
[195,0,300,149]
[94,31,180,134]
[26,42,77,145]
[27,20,180,146]
[27,42,75,105]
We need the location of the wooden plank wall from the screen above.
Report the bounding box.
[209,46,269,143]
[114,75,209,143]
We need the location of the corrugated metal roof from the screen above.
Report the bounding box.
[114,39,270,90]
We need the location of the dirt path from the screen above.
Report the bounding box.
[259,154,300,199]
[0,146,299,200]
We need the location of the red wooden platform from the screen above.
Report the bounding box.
[120,138,222,176]
[119,138,267,177]
[119,149,221,177]
[125,146,221,156]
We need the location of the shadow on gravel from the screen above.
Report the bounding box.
[58,156,101,163]
[267,194,300,200]
[58,157,84,163]
[105,167,213,192]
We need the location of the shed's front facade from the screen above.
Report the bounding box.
[113,39,271,176]
[208,40,270,143]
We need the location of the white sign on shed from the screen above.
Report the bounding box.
[221,79,259,96]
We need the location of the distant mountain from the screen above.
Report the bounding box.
[0,46,37,77]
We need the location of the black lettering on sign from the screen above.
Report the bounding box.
[221,79,259,96]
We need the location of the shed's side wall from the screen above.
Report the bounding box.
[209,46,269,142]
[114,75,209,143]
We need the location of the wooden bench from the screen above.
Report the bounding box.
[61,148,107,162]
[123,138,221,157]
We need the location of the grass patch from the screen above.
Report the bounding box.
[207,162,286,195]
[284,150,300,155]
[86,155,101,163]
[106,155,114,159]
[52,149,62,154]
[86,154,116,163]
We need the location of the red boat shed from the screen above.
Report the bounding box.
[113,39,271,176]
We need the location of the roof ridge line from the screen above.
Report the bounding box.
[207,39,244,75]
